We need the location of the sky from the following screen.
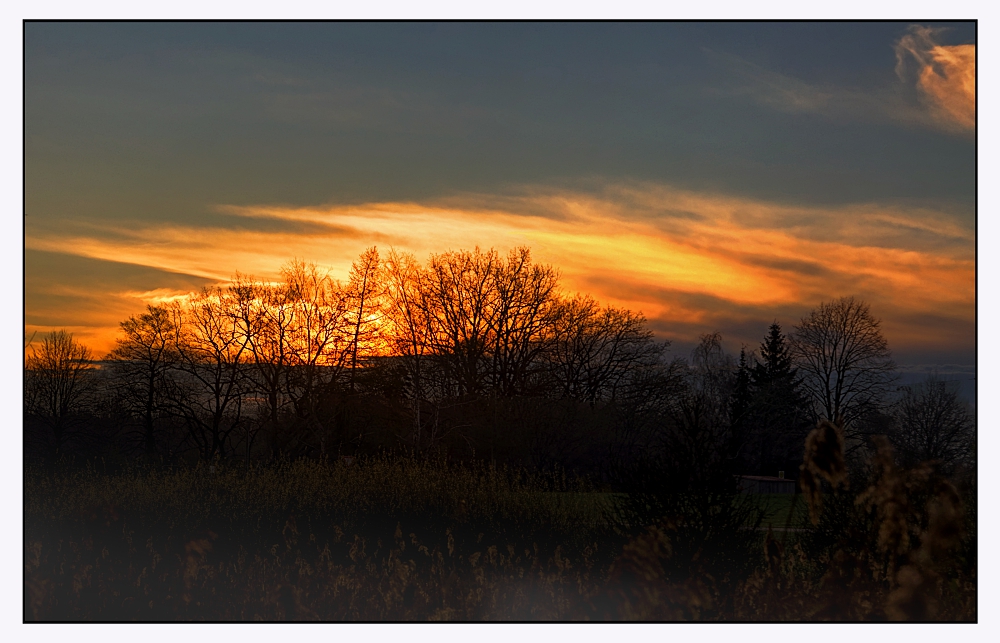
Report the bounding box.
[23,21,976,394]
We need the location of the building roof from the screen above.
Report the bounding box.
[738,475,795,483]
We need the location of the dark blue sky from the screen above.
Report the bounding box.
[24,21,976,398]
[26,22,975,215]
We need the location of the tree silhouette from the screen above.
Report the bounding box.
[753,321,795,384]
[171,286,254,460]
[30,248,931,476]
[729,347,753,424]
[345,246,385,391]
[736,322,811,475]
[382,249,436,449]
[486,247,559,397]
[689,332,735,427]
[790,297,896,444]
[107,305,179,457]
[24,330,94,457]
[423,247,499,397]
[246,277,296,435]
[548,295,658,404]
[278,260,353,456]
[892,375,975,476]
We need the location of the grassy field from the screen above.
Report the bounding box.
[23,457,976,621]
[534,491,807,531]
[24,457,628,620]
[756,493,810,529]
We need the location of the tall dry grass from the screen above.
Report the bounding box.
[734,421,975,621]
[24,427,976,621]
[25,455,622,620]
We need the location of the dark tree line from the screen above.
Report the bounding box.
[24,247,975,483]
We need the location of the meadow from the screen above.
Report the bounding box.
[24,447,976,622]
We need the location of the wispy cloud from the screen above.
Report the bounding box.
[708,24,974,135]
[24,249,214,356]
[25,181,974,362]
[118,288,201,306]
[894,25,975,131]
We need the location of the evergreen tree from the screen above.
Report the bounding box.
[738,322,811,476]
[753,321,795,385]
[729,346,754,427]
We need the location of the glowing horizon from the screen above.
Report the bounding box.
[25,22,975,373]
[26,181,973,363]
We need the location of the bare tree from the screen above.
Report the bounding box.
[247,279,296,431]
[281,260,352,455]
[106,305,179,457]
[24,330,94,457]
[383,249,435,449]
[628,333,739,492]
[344,246,385,390]
[379,246,563,451]
[487,247,559,397]
[891,375,975,476]
[422,247,499,397]
[790,296,897,438]
[547,294,659,404]
[686,331,737,433]
[171,286,254,460]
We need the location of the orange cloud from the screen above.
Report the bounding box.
[25,182,973,358]
[895,25,975,131]
[714,26,974,135]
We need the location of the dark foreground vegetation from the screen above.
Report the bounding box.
[24,246,976,620]
[25,432,975,621]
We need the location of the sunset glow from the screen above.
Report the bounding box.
[26,183,973,360]
[18,20,982,623]
[25,21,975,380]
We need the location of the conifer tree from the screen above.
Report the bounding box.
[753,321,795,385]
[737,322,811,476]
[729,346,754,428]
